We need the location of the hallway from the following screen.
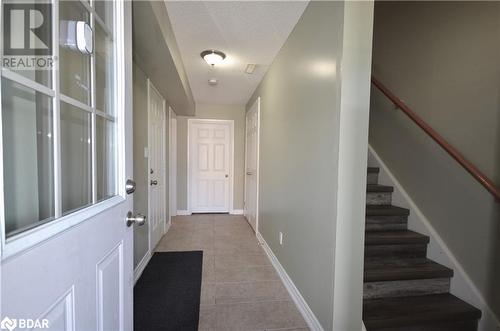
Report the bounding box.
[156,215,308,330]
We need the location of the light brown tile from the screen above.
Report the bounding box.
[198,304,216,330]
[215,225,255,237]
[214,300,307,330]
[215,253,270,269]
[201,282,216,306]
[264,328,310,331]
[216,266,279,283]
[216,281,289,304]
[203,256,216,283]
[215,239,264,255]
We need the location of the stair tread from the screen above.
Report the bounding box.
[365,230,429,245]
[364,257,453,282]
[368,167,380,173]
[363,293,482,329]
[366,205,410,217]
[367,184,394,193]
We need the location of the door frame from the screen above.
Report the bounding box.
[244,97,261,234]
[146,79,167,251]
[187,119,234,214]
[169,108,177,220]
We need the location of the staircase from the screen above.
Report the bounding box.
[363,167,482,331]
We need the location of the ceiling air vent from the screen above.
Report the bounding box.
[244,64,256,74]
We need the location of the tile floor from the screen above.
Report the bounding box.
[156,214,309,331]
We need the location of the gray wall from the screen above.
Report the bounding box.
[133,1,195,115]
[176,104,246,211]
[133,62,150,267]
[370,1,500,319]
[246,2,373,329]
[372,1,500,184]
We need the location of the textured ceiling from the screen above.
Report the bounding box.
[165,1,309,105]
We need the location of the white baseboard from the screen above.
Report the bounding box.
[230,209,244,215]
[368,145,500,331]
[256,232,324,331]
[176,210,191,215]
[134,250,152,284]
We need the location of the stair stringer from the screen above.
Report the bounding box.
[368,145,500,331]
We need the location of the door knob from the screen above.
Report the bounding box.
[150,180,158,186]
[125,179,136,194]
[225,174,229,178]
[126,211,146,227]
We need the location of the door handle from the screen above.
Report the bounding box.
[126,211,146,227]
[246,172,253,175]
[150,180,158,186]
[225,174,229,178]
[125,179,136,194]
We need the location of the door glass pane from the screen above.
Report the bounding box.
[96,116,116,201]
[95,24,114,115]
[94,1,113,29]
[59,1,91,104]
[1,77,54,237]
[61,102,91,214]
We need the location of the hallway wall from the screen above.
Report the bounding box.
[176,104,246,212]
[133,63,150,268]
[246,2,374,329]
[133,61,172,269]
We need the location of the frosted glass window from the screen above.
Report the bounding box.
[1,78,54,237]
[96,116,116,201]
[60,102,92,214]
[59,1,91,104]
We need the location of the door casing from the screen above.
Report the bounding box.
[244,97,261,233]
[169,109,177,218]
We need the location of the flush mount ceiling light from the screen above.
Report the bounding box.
[201,50,226,66]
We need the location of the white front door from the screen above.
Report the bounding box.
[189,120,233,213]
[244,98,260,232]
[148,80,166,250]
[0,2,135,330]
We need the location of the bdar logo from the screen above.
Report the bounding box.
[0,317,17,331]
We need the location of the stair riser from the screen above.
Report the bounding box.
[364,278,450,299]
[367,173,379,185]
[367,320,478,331]
[366,216,408,232]
[367,192,392,205]
[365,244,427,258]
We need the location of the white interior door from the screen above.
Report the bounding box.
[0,2,134,330]
[189,120,233,213]
[244,98,260,232]
[148,81,166,250]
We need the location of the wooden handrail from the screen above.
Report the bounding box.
[371,76,500,202]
